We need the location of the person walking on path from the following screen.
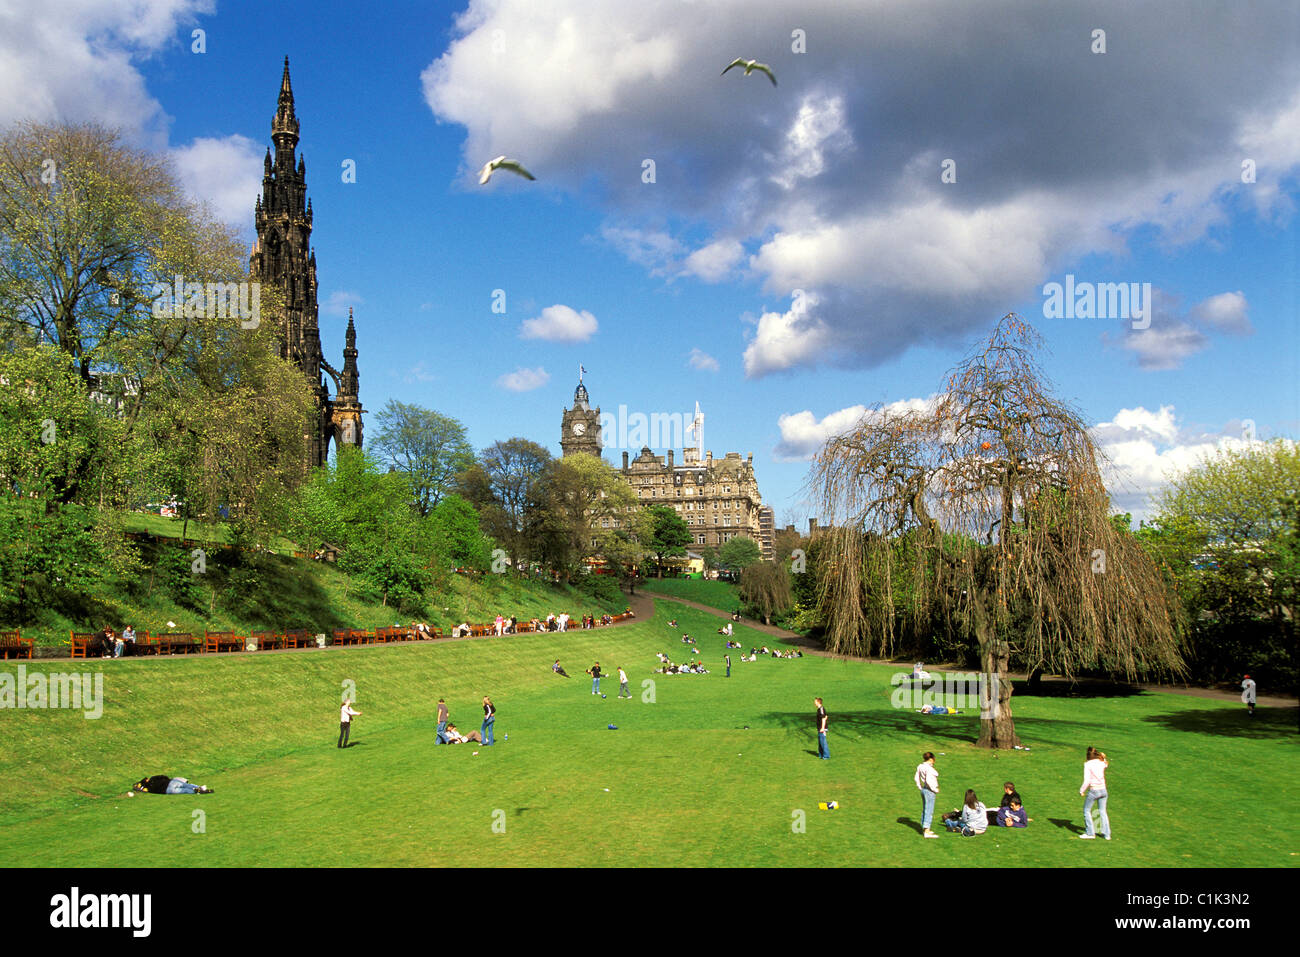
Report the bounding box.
[815,697,829,760]
[914,752,939,838]
[339,699,361,749]
[1242,675,1257,715]
[481,695,496,745]
[588,662,603,696]
[1079,746,1110,840]
[436,697,449,744]
[725,653,731,678]
[617,666,631,699]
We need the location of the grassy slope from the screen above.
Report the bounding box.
[639,578,742,613]
[1,600,1296,867]
[16,534,622,649]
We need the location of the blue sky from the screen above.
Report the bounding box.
[2,0,1296,524]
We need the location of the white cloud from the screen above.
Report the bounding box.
[497,366,550,391]
[1092,407,1273,518]
[1189,290,1252,335]
[771,92,853,190]
[683,238,743,282]
[320,290,363,318]
[1122,323,1209,371]
[600,226,683,277]
[742,293,834,377]
[520,304,598,342]
[774,395,941,461]
[687,347,719,372]
[170,134,263,226]
[0,0,214,145]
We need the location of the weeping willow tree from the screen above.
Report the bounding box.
[812,314,1184,748]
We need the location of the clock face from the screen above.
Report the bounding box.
[572,422,586,436]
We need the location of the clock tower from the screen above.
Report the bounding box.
[560,370,603,458]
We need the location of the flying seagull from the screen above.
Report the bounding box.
[478,155,536,185]
[721,58,777,86]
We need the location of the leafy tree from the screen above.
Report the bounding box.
[812,315,1183,748]
[427,494,494,573]
[370,400,474,515]
[645,504,691,576]
[287,447,428,609]
[718,535,762,572]
[523,453,636,580]
[1145,440,1299,690]
[739,560,792,624]
[475,438,552,569]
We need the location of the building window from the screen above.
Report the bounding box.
[723,517,731,526]
[696,534,706,544]
[602,519,609,528]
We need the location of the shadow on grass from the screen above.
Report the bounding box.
[1048,817,1084,835]
[762,710,981,744]
[1142,706,1298,739]
[897,816,925,835]
[1010,679,1148,700]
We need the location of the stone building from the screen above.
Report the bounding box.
[250,57,363,470]
[558,375,771,560]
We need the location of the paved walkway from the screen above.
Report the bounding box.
[640,591,1298,709]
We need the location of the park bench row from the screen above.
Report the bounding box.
[6,613,632,660]
[455,612,636,637]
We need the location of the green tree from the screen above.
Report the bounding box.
[718,535,762,573]
[427,494,494,573]
[523,453,636,580]
[739,560,793,624]
[370,400,474,516]
[812,315,1183,748]
[475,438,552,569]
[1146,440,1299,690]
[645,504,691,576]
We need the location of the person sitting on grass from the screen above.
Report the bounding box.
[668,619,678,628]
[133,774,213,795]
[999,781,1021,808]
[444,723,482,744]
[996,798,1031,827]
[552,660,571,677]
[942,789,988,835]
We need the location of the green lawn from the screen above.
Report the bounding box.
[1,599,1296,867]
[639,577,741,613]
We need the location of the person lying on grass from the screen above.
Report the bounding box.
[918,704,959,715]
[444,724,482,744]
[133,775,213,795]
[552,660,571,677]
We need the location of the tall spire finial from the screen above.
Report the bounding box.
[272,55,300,149]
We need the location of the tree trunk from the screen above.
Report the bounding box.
[974,604,1020,749]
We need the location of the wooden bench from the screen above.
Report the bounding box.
[282,629,313,649]
[130,631,158,656]
[249,631,283,651]
[152,632,198,655]
[0,631,33,659]
[352,629,375,645]
[69,632,96,658]
[204,631,243,654]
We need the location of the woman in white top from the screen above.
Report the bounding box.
[1079,746,1110,840]
[913,752,939,838]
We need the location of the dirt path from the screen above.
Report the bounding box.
[641,591,1298,709]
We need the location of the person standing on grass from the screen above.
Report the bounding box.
[914,752,939,838]
[588,662,603,695]
[339,699,361,749]
[436,697,449,744]
[617,666,630,699]
[481,696,496,745]
[815,697,829,760]
[725,653,731,678]
[1079,746,1110,840]
[1242,675,1257,715]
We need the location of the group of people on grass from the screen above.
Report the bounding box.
[582,662,632,698]
[433,696,497,746]
[911,749,1105,839]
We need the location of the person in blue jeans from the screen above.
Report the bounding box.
[1079,746,1111,840]
[481,695,496,745]
[435,697,449,744]
[588,662,603,695]
[134,774,213,795]
[913,752,939,837]
[815,697,829,759]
